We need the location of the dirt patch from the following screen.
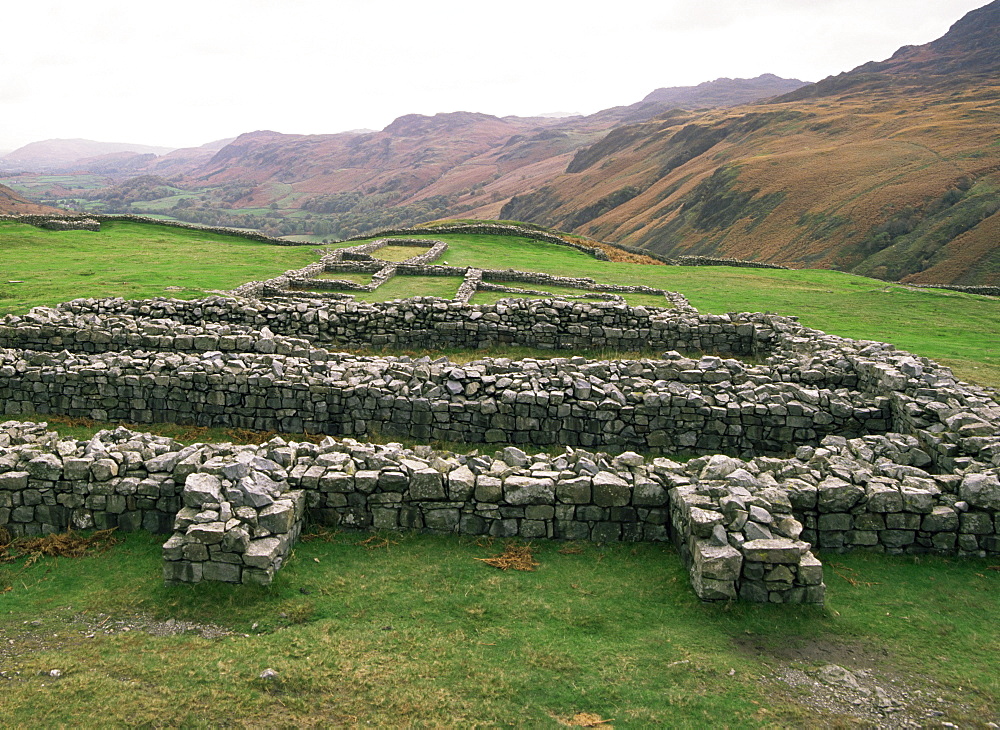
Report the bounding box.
[0,606,235,682]
[735,635,889,671]
[734,635,995,728]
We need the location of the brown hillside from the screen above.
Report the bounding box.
[497,2,1000,284]
[0,183,64,215]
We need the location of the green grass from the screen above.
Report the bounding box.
[312,271,373,285]
[355,233,1000,386]
[349,275,465,302]
[0,221,327,316]
[471,284,671,309]
[0,223,996,385]
[371,244,432,262]
[1,531,997,726]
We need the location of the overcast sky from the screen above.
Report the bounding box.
[0,0,989,152]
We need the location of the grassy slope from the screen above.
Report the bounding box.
[0,221,325,316]
[0,223,995,384]
[352,233,1000,387]
[1,532,997,726]
[1,224,999,725]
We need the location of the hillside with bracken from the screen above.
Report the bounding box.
[0,182,63,215]
[498,1,1000,284]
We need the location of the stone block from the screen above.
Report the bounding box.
[817,477,864,512]
[881,530,915,548]
[243,537,284,569]
[91,458,119,482]
[519,519,546,538]
[182,542,209,561]
[372,508,399,530]
[693,541,742,581]
[692,573,737,601]
[741,538,804,564]
[27,454,63,481]
[161,534,185,561]
[688,507,724,538]
[410,469,446,500]
[555,476,591,504]
[0,472,29,490]
[242,567,275,586]
[354,470,379,493]
[959,473,1000,510]
[424,508,460,532]
[797,551,824,586]
[259,500,296,534]
[203,561,242,583]
[959,511,993,535]
[886,512,921,530]
[591,521,621,542]
[818,513,852,531]
[183,473,222,508]
[163,561,202,584]
[62,457,93,481]
[555,519,591,540]
[592,471,630,507]
[185,522,225,545]
[503,476,555,505]
[447,465,476,500]
[922,506,958,532]
[631,478,666,506]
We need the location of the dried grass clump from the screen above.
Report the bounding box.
[1,527,119,565]
[475,542,539,571]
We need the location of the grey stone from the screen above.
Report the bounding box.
[447,465,476,500]
[959,472,1000,510]
[741,538,804,564]
[183,473,223,508]
[693,542,742,581]
[258,501,296,534]
[504,476,555,505]
[592,471,630,507]
[27,454,62,481]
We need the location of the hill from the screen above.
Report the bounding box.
[0,77,809,239]
[499,1,1000,285]
[0,138,175,172]
[0,182,64,214]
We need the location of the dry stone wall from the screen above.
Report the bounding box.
[0,276,997,601]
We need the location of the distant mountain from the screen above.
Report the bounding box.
[498,1,1000,285]
[0,139,175,172]
[0,182,64,214]
[777,0,1000,101]
[642,74,809,108]
[6,3,998,284]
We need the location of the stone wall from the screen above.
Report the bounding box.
[673,255,789,270]
[343,223,612,261]
[12,295,742,352]
[0,214,321,246]
[0,289,997,602]
[2,416,997,602]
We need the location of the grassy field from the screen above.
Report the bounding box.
[371,244,432,262]
[350,232,1000,387]
[1,221,999,726]
[1,531,997,726]
[0,220,325,316]
[0,222,996,384]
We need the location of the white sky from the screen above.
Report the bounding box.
[0,0,990,152]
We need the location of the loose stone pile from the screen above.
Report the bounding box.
[162,454,305,586]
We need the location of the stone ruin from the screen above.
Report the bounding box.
[0,283,997,604]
